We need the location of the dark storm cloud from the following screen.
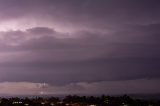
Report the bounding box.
[0,23,160,85]
[27,27,55,35]
[0,0,160,30]
[0,0,160,94]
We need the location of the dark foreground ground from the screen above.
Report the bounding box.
[0,95,160,106]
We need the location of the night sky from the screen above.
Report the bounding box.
[0,0,160,95]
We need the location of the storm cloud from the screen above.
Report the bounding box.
[0,0,160,95]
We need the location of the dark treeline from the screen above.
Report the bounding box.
[0,95,160,106]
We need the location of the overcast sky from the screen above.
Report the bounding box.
[0,0,160,95]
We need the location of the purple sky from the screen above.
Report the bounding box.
[0,0,160,95]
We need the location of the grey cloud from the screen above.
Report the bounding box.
[0,24,160,85]
[0,0,160,31]
[0,79,160,95]
[26,27,55,35]
[0,0,160,94]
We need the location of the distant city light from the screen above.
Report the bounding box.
[12,101,23,104]
[50,103,54,106]
[41,102,45,105]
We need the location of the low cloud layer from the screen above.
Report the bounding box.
[0,79,160,95]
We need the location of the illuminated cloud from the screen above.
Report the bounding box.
[0,0,160,95]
